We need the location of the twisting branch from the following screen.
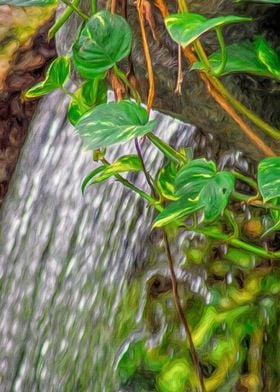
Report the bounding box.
[163,232,206,392]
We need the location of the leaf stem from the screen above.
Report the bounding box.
[211,77,280,140]
[134,138,157,196]
[90,0,97,14]
[60,0,89,21]
[231,171,258,191]
[214,27,227,76]
[163,232,206,392]
[147,133,187,164]
[113,64,141,104]
[49,0,81,39]
[231,191,280,211]
[224,208,239,238]
[185,225,280,259]
[100,158,160,208]
[178,0,188,12]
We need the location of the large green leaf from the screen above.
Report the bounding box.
[176,159,235,222]
[176,159,216,199]
[258,157,280,202]
[24,56,70,98]
[76,100,156,150]
[68,78,107,126]
[152,198,203,228]
[199,171,235,222]
[165,13,251,48]
[0,0,56,4]
[192,39,280,80]
[82,155,142,193]
[73,10,132,79]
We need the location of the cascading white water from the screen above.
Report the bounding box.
[0,82,207,390]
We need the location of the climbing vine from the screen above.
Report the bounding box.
[3,0,280,390]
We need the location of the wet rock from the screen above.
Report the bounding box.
[0,17,56,201]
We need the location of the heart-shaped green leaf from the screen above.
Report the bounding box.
[0,0,56,5]
[165,12,251,48]
[258,157,280,202]
[176,159,216,199]
[73,10,132,79]
[24,56,70,99]
[76,100,156,150]
[82,154,142,193]
[176,159,235,222]
[192,39,280,80]
[199,171,235,222]
[68,78,107,125]
[152,198,203,228]
[153,160,235,228]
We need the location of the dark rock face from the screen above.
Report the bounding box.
[0,19,56,202]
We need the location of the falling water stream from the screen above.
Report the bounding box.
[0,85,204,391]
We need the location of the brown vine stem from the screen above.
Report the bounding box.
[111,0,117,13]
[175,45,183,95]
[134,0,157,195]
[154,0,276,157]
[163,232,206,392]
[136,0,155,112]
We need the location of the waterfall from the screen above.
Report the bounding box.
[0,81,201,390]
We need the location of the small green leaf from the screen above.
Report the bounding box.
[82,155,142,193]
[157,161,180,201]
[152,198,203,228]
[255,37,280,79]
[94,155,142,183]
[73,10,132,79]
[0,0,56,4]
[76,100,156,150]
[24,56,70,99]
[192,40,280,80]
[68,78,107,125]
[165,12,251,48]
[258,157,280,202]
[81,166,106,194]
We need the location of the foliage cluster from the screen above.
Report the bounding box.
[3,0,280,390]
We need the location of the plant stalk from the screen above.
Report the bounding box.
[60,0,89,20]
[49,0,81,39]
[163,232,206,392]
